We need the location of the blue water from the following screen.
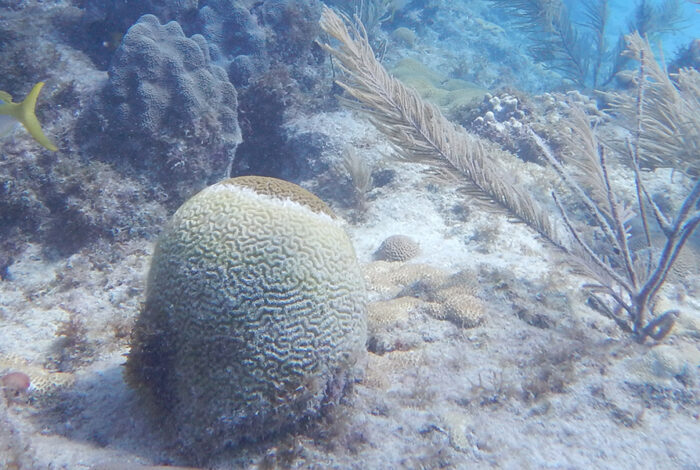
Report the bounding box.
[567,0,699,54]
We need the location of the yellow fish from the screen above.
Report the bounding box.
[0,82,57,151]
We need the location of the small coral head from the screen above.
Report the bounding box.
[1,371,31,402]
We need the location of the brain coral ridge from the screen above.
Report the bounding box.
[126,176,367,459]
[375,234,421,262]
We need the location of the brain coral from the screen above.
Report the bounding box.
[374,235,421,262]
[126,176,367,457]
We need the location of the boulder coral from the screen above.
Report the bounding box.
[84,14,241,203]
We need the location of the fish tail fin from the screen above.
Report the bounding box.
[16,82,58,151]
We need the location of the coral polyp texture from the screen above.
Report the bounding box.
[125,176,367,458]
[374,235,421,262]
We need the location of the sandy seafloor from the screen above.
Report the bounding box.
[1,1,700,469]
[1,110,699,469]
